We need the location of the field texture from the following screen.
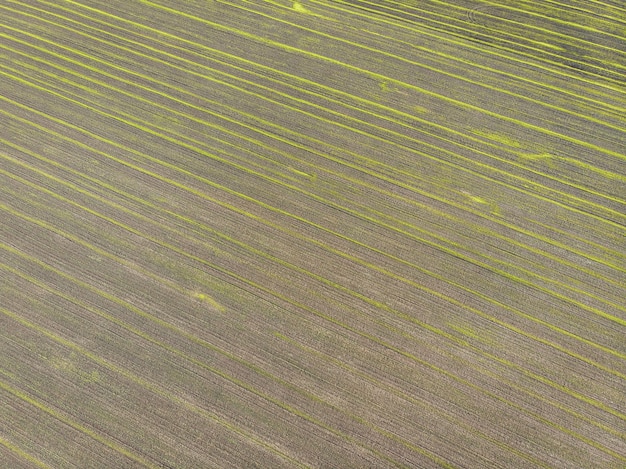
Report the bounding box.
[1,0,625,467]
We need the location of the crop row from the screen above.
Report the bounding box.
[1,0,624,466]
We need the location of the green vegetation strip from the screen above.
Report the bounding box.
[0,436,52,469]
[2,36,614,306]
[322,0,626,85]
[0,299,311,468]
[8,1,624,252]
[2,110,622,388]
[3,83,625,386]
[226,0,626,134]
[135,0,626,170]
[11,0,624,213]
[1,145,624,450]
[0,366,159,468]
[0,239,439,468]
[2,0,624,465]
[5,56,619,311]
[273,331,554,468]
[2,245,620,462]
[2,4,620,416]
[2,91,625,353]
[3,32,625,280]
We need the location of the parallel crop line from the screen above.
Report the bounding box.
[0,371,158,468]
[322,0,626,84]
[527,218,626,258]
[394,0,626,44]
[2,243,620,461]
[0,305,310,468]
[522,0,626,24]
[272,331,555,468]
[41,2,626,198]
[50,0,626,144]
[4,50,625,297]
[2,147,626,450]
[3,202,555,466]
[5,3,624,219]
[1,260,427,468]
[238,0,626,124]
[2,141,625,438]
[468,0,626,42]
[0,160,459,466]
[62,0,626,96]
[137,0,626,163]
[2,125,620,464]
[0,164,465,349]
[584,0,626,13]
[335,25,625,123]
[4,62,624,318]
[0,158,462,371]
[5,167,552,468]
[3,0,624,465]
[0,233,444,468]
[274,329,622,466]
[4,97,626,387]
[322,0,626,91]
[3,81,626,337]
[3,89,625,378]
[453,0,626,48]
[0,435,52,469]
[3,33,625,285]
[11,1,625,255]
[1,139,618,381]
[433,342,626,442]
[5,88,626,363]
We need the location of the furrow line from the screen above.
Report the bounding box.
[2,247,621,462]
[3,39,625,284]
[4,145,626,443]
[361,0,626,44]
[324,0,626,82]
[49,0,626,135]
[275,330,618,465]
[3,3,617,243]
[16,0,626,132]
[3,108,626,382]
[434,341,626,442]
[62,0,626,95]
[3,0,624,466]
[474,0,626,41]
[584,0,626,12]
[0,306,310,468]
[3,105,626,393]
[139,0,626,159]
[2,46,624,283]
[0,374,158,468]
[519,0,626,25]
[3,8,623,221]
[0,228,452,468]
[338,25,625,119]
[0,176,456,466]
[0,435,52,469]
[332,0,626,89]
[2,148,624,435]
[2,93,625,336]
[233,0,626,122]
[3,65,624,314]
[0,172,465,350]
[455,0,626,45]
[134,0,626,191]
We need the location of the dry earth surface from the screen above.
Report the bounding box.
[1,0,625,467]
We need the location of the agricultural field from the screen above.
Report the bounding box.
[0,0,625,467]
